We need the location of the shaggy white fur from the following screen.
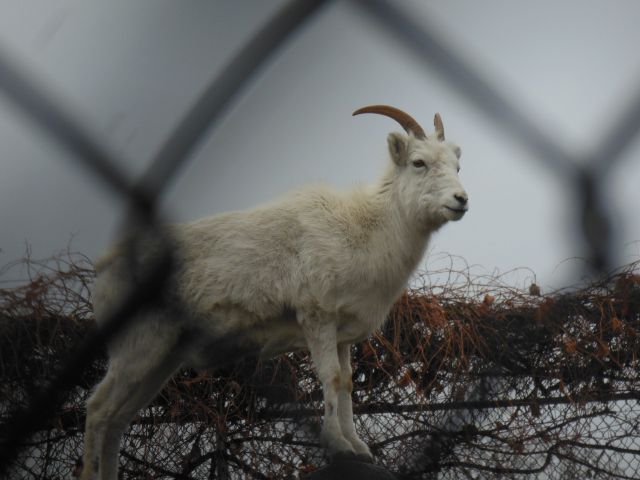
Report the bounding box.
[81,106,468,479]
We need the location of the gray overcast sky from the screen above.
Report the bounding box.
[1,0,639,291]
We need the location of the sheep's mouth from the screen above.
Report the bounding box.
[445,206,467,214]
[443,205,467,222]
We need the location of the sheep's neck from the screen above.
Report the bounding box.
[359,175,431,290]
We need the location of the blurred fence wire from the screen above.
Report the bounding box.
[0,0,639,478]
[0,0,329,471]
[354,0,640,274]
[2,253,640,479]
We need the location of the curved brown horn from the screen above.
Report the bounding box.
[353,105,426,139]
[433,113,445,141]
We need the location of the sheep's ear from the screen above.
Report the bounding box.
[387,132,408,166]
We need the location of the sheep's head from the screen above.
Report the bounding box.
[354,105,468,230]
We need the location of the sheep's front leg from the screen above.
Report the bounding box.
[301,318,355,457]
[337,343,372,459]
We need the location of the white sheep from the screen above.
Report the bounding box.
[81,105,468,479]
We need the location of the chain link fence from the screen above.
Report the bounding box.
[1,0,639,478]
[2,253,639,478]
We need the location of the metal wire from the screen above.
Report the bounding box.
[0,0,330,474]
[0,45,154,218]
[352,0,637,274]
[140,0,332,195]
[1,0,639,478]
[352,0,578,177]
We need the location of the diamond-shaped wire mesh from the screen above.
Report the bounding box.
[1,1,640,478]
[2,254,639,478]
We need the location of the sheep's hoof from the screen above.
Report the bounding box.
[349,437,373,461]
[306,455,396,479]
[331,450,373,464]
[354,453,374,464]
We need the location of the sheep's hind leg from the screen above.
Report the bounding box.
[81,341,183,480]
[337,343,373,460]
[81,371,116,480]
[301,316,355,457]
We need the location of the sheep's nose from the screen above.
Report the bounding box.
[454,193,468,206]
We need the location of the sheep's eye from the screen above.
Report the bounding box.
[412,159,426,169]
[457,166,461,173]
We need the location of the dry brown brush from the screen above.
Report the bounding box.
[1,252,639,479]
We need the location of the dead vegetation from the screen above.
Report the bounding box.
[1,251,639,478]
